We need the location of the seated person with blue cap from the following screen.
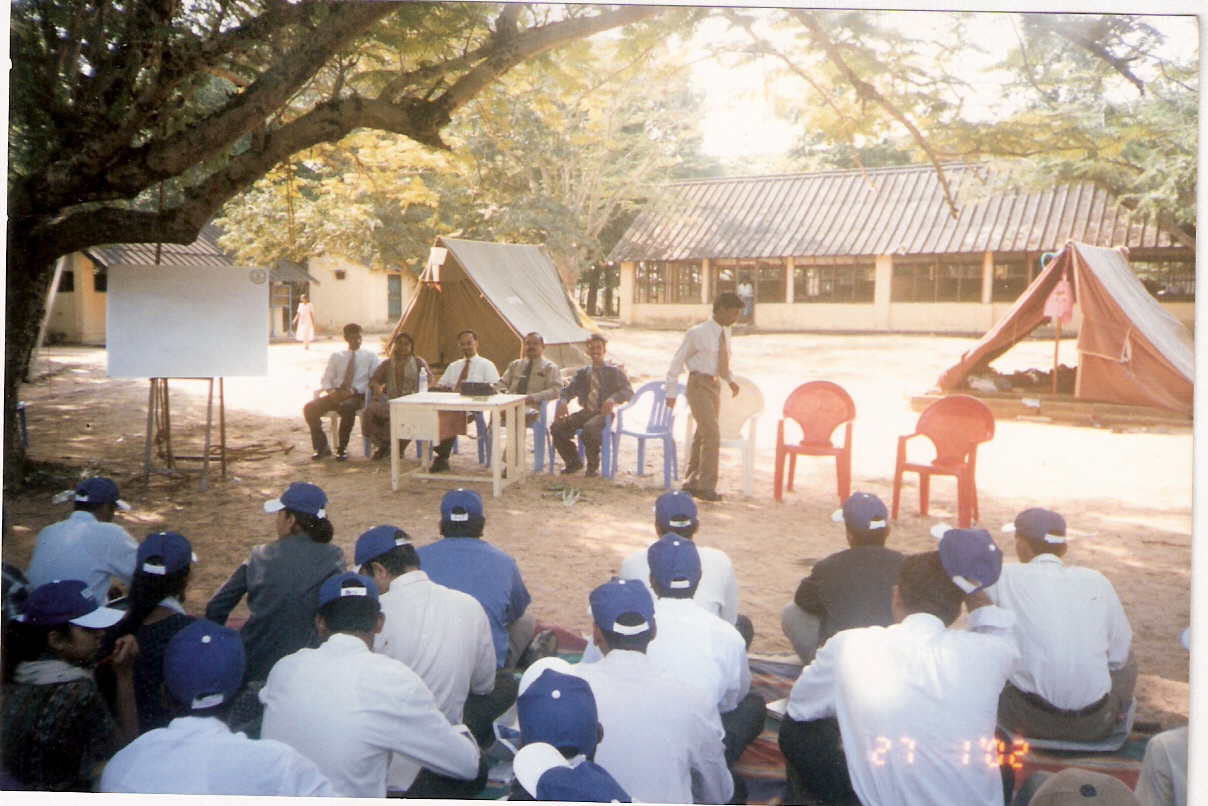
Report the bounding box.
[781,492,904,664]
[100,620,334,796]
[259,572,484,799]
[988,507,1136,744]
[572,577,733,805]
[510,665,630,802]
[354,524,510,765]
[780,530,1017,806]
[26,476,137,605]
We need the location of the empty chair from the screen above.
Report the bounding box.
[774,381,855,504]
[609,381,683,488]
[891,394,995,528]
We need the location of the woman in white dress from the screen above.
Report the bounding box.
[292,294,315,349]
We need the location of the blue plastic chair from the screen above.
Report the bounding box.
[609,381,683,488]
[531,399,556,473]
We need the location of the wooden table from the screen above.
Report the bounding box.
[389,391,527,497]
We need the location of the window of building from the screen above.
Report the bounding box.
[57,270,75,293]
[93,267,107,293]
[1131,256,1196,302]
[991,258,1031,302]
[891,256,982,303]
[794,261,875,303]
[754,262,785,302]
[334,269,347,280]
[635,261,700,304]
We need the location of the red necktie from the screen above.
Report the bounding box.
[455,359,471,392]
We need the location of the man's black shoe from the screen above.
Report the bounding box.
[335,449,349,462]
[371,446,389,461]
[429,457,450,473]
[311,448,333,461]
[693,489,723,502]
[560,462,583,475]
[585,465,599,478]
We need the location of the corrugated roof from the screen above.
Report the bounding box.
[85,223,234,268]
[608,164,1193,262]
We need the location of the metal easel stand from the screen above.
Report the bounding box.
[143,377,227,492]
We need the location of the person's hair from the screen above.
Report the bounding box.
[73,501,110,516]
[1021,534,1065,557]
[318,596,380,634]
[2,620,73,683]
[848,523,891,548]
[115,563,191,638]
[652,579,699,600]
[600,612,654,653]
[713,292,744,312]
[391,332,414,351]
[286,508,335,544]
[367,542,421,577]
[457,329,478,341]
[300,294,308,301]
[587,333,608,345]
[896,552,964,626]
[524,332,544,345]
[440,514,486,538]
[654,517,698,540]
[343,323,362,337]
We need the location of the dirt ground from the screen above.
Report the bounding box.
[2,327,1193,730]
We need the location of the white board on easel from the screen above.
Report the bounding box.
[106,264,270,378]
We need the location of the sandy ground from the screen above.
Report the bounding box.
[2,327,1193,730]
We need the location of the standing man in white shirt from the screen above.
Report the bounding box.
[988,507,1136,743]
[353,525,508,759]
[302,323,380,462]
[259,572,484,799]
[665,292,745,502]
[571,577,734,805]
[780,537,1018,806]
[101,620,335,796]
[430,329,500,472]
[26,477,137,605]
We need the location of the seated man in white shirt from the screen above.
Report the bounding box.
[101,620,334,796]
[353,525,511,759]
[780,530,1018,806]
[571,577,734,805]
[429,329,501,472]
[988,508,1136,743]
[619,491,750,644]
[259,572,484,799]
[644,535,766,772]
[302,322,381,461]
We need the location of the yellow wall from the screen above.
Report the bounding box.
[307,256,415,333]
[46,253,107,344]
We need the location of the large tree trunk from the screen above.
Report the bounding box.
[4,230,57,490]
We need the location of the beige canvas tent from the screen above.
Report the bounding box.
[388,237,595,372]
[935,241,1194,413]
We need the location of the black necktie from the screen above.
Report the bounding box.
[517,359,535,395]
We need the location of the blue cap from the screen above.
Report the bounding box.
[647,534,702,591]
[1004,508,1066,544]
[589,578,653,636]
[441,488,483,522]
[163,620,245,710]
[74,477,130,510]
[137,531,196,576]
[354,525,412,567]
[832,492,889,534]
[18,579,124,629]
[318,572,380,608]
[653,491,697,528]
[931,525,1003,594]
[263,482,327,518]
[514,744,631,802]
[517,669,599,756]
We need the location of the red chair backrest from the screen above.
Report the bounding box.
[783,381,856,447]
[916,395,995,465]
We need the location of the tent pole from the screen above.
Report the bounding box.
[1051,320,1061,395]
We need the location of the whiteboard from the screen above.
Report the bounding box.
[107,265,270,378]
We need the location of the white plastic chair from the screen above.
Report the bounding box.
[682,375,764,496]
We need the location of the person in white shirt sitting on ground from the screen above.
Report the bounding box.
[101,619,334,797]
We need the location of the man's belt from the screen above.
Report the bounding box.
[688,371,721,383]
[1014,685,1109,717]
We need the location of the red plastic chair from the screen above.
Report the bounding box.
[891,395,995,528]
[774,381,855,504]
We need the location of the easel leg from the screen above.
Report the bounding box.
[144,380,156,486]
[202,379,213,492]
[218,378,227,481]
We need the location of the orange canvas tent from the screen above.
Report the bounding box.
[935,241,1193,413]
